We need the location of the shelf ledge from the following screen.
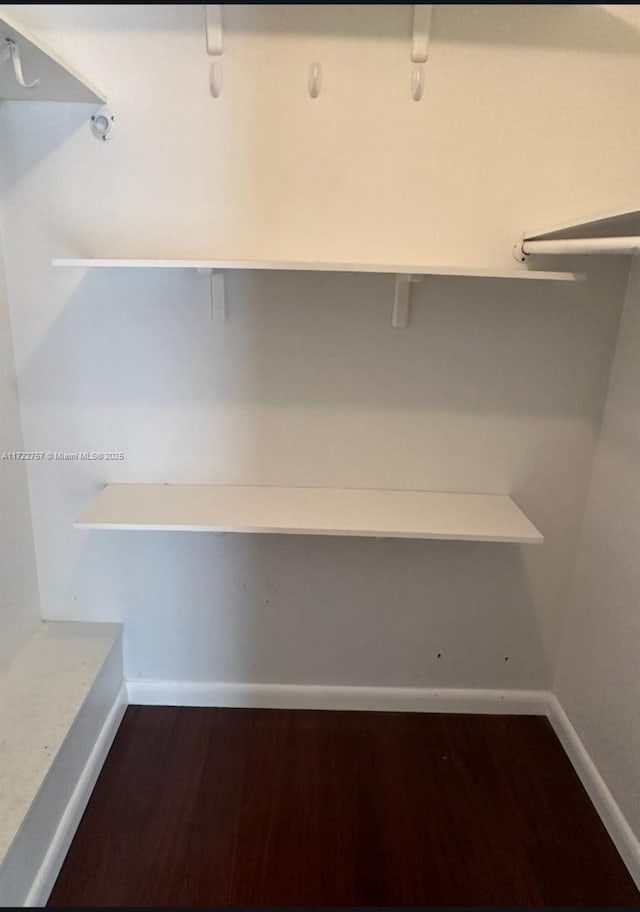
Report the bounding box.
[52,257,581,282]
[76,484,544,544]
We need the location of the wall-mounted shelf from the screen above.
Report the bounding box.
[518,205,640,259]
[524,206,640,242]
[52,257,580,281]
[0,11,105,103]
[76,484,544,544]
[53,257,582,327]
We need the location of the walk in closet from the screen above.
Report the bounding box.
[0,5,638,906]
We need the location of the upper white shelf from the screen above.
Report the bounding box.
[524,205,640,242]
[52,257,580,282]
[0,11,105,103]
[77,484,544,544]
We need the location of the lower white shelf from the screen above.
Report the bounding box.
[0,622,122,905]
[76,484,543,544]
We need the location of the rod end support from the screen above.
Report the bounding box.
[512,239,528,263]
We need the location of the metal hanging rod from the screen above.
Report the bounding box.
[516,236,640,259]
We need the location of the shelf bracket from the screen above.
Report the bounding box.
[205,5,224,97]
[198,268,226,321]
[205,4,223,55]
[410,5,432,101]
[392,274,422,329]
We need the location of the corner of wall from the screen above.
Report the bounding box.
[0,209,42,664]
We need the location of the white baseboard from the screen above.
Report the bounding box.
[25,682,127,907]
[547,695,640,889]
[127,678,552,715]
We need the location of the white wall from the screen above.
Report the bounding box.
[555,261,640,840]
[0,225,40,665]
[0,5,637,687]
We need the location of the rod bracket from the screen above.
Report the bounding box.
[512,238,528,263]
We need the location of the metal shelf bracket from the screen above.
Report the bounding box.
[410,5,432,101]
[205,5,224,97]
[198,268,226,321]
[392,274,423,329]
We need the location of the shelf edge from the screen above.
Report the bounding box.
[51,258,582,282]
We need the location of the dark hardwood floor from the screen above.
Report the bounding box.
[48,706,639,907]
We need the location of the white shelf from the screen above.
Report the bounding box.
[52,256,580,281]
[524,205,640,242]
[0,622,121,869]
[0,11,105,103]
[76,484,544,544]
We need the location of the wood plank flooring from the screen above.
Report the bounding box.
[48,707,640,907]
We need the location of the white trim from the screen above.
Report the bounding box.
[24,683,127,907]
[127,679,551,715]
[547,695,640,889]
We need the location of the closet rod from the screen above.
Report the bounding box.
[522,236,640,256]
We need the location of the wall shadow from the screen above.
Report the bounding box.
[75,531,550,689]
